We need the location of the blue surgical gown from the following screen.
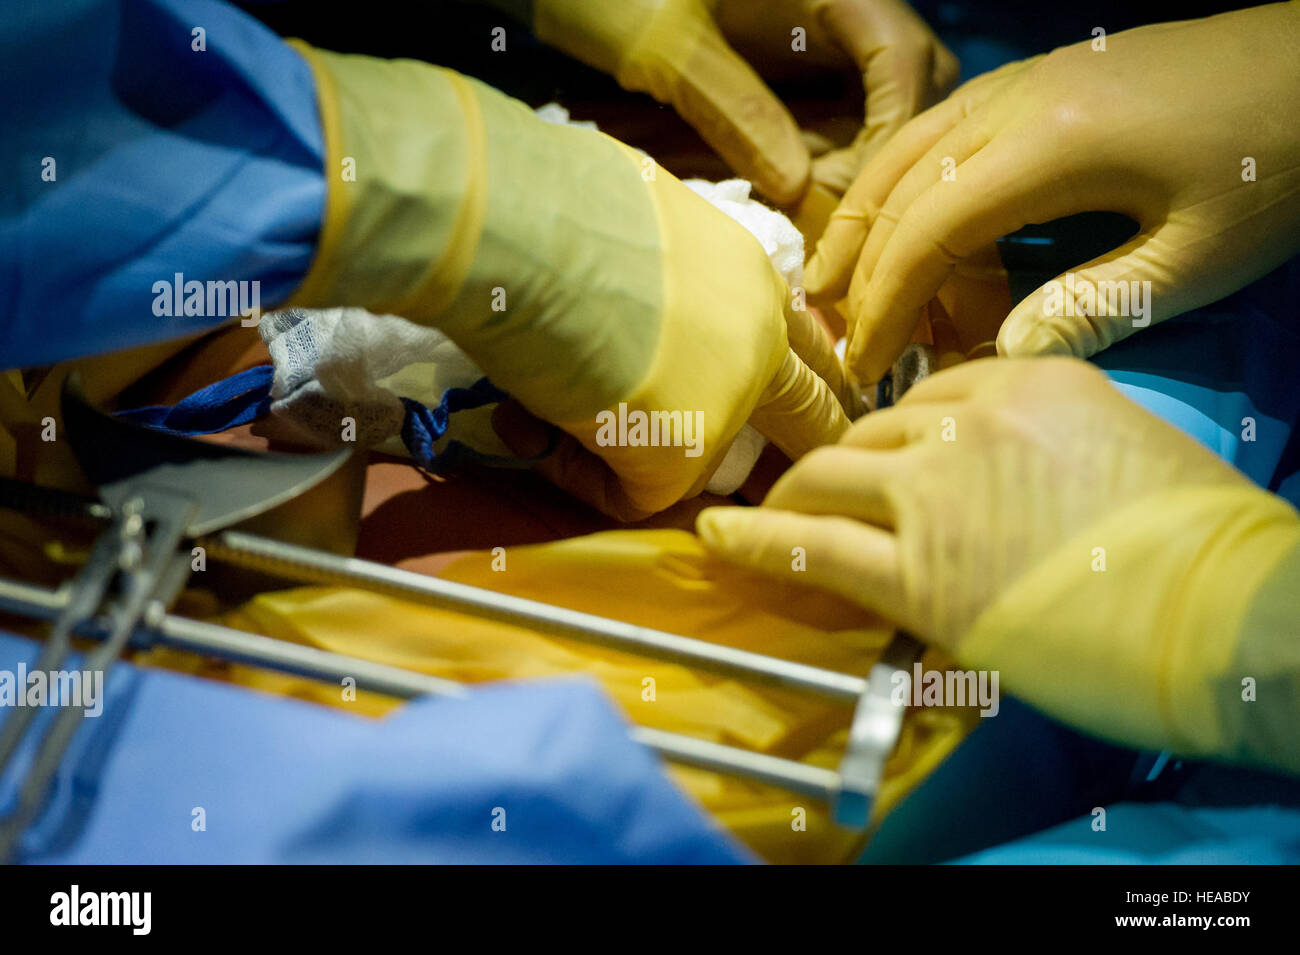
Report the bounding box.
[0,0,323,367]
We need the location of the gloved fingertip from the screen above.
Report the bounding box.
[805,245,852,304]
[678,50,810,205]
[790,181,843,259]
[695,507,747,551]
[810,151,857,197]
[756,153,811,208]
[805,217,873,304]
[844,332,886,389]
[996,312,1077,358]
[803,253,829,296]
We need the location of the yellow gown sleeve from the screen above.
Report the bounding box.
[959,485,1300,775]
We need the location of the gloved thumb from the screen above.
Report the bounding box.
[620,18,811,204]
[696,505,904,622]
[997,236,1180,359]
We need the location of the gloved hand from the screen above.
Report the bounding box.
[285,43,850,520]
[698,358,1300,774]
[524,0,958,204]
[805,1,1300,385]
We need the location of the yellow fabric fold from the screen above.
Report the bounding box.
[141,529,978,863]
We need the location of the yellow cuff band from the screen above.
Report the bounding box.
[959,484,1300,762]
[285,40,486,323]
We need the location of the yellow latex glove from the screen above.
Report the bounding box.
[528,0,958,204]
[286,43,849,520]
[698,358,1300,775]
[805,1,1300,385]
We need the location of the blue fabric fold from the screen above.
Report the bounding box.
[0,630,750,864]
[1,0,325,366]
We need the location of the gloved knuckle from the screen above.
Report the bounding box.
[1037,99,1102,145]
[934,46,960,89]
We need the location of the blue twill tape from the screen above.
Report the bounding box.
[114,364,274,435]
[115,367,518,475]
[400,378,511,474]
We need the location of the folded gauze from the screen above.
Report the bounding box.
[259,110,809,495]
